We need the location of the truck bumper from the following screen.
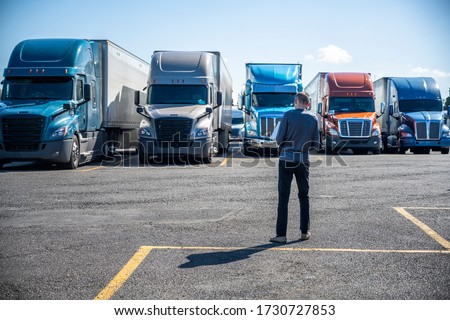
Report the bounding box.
[0,139,72,164]
[139,138,211,158]
[327,135,381,150]
[399,137,450,149]
[244,138,278,149]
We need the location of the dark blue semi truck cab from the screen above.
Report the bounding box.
[0,38,149,169]
[374,77,450,154]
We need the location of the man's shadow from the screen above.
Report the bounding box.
[179,241,299,268]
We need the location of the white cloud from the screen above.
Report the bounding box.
[304,54,315,61]
[317,45,352,64]
[410,67,450,78]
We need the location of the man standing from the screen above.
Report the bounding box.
[270,92,319,243]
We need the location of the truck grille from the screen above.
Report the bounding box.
[415,121,440,140]
[260,117,282,137]
[2,116,45,151]
[155,118,193,147]
[339,119,371,138]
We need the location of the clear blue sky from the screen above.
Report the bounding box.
[1,0,449,101]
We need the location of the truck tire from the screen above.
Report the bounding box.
[441,148,449,155]
[138,151,147,165]
[218,130,229,154]
[202,155,212,164]
[64,136,80,169]
[412,148,430,155]
[243,145,254,157]
[202,148,213,164]
[138,144,148,165]
[353,149,368,155]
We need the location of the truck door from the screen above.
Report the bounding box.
[75,78,87,132]
[86,80,99,131]
[388,80,399,135]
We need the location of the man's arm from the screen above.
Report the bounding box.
[276,113,288,146]
[312,117,320,150]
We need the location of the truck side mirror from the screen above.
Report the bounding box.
[63,101,75,110]
[134,90,141,106]
[380,102,386,114]
[216,91,223,107]
[318,102,323,115]
[83,84,91,102]
[206,107,213,114]
[377,102,386,118]
[388,104,394,116]
[389,104,400,119]
[136,106,144,114]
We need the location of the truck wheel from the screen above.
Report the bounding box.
[202,150,213,164]
[138,151,148,165]
[243,145,254,157]
[412,148,430,155]
[64,136,80,169]
[353,149,368,155]
[218,130,229,154]
[441,148,449,155]
[138,145,148,165]
[202,156,212,164]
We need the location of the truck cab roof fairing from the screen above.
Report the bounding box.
[390,77,441,101]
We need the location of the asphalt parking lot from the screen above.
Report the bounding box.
[0,144,449,300]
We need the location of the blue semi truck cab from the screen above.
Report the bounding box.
[239,63,302,156]
[0,38,149,169]
[374,77,450,154]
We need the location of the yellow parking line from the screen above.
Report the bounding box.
[95,242,449,300]
[394,207,450,250]
[219,150,238,167]
[312,156,325,162]
[78,166,104,172]
[94,246,153,300]
[142,245,449,254]
[403,207,450,210]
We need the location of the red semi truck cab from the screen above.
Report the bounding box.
[306,72,382,154]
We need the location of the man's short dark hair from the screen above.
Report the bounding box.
[295,92,310,105]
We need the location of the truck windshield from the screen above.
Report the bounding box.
[149,85,208,105]
[2,77,73,100]
[329,97,374,112]
[252,93,295,107]
[232,117,244,125]
[399,100,442,112]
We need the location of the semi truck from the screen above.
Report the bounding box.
[239,63,302,155]
[0,38,149,169]
[305,72,382,154]
[135,51,232,163]
[374,77,450,154]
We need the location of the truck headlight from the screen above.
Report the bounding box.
[442,125,450,138]
[51,126,68,138]
[328,128,339,136]
[140,127,152,137]
[372,128,381,136]
[139,120,152,137]
[400,131,413,138]
[195,128,208,138]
